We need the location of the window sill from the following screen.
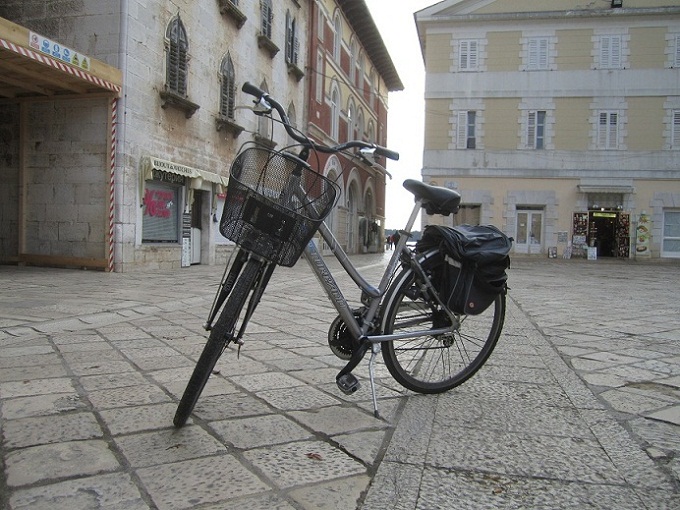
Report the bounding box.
[258,34,280,58]
[216,116,244,138]
[287,61,304,82]
[253,134,277,149]
[218,0,247,29]
[160,90,200,118]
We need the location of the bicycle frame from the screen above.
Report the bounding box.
[302,198,452,347]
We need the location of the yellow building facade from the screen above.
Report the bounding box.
[416,0,680,259]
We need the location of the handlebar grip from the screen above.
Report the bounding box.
[374,146,400,161]
[242,81,266,99]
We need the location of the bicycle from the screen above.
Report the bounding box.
[173,83,509,427]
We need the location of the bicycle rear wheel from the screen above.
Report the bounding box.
[173,257,263,427]
[381,250,505,394]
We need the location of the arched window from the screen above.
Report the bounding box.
[347,99,355,141]
[350,39,358,84]
[369,70,377,108]
[357,53,365,90]
[257,80,271,139]
[285,10,299,65]
[333,13,342,62]
[330,84,340,140]
[347,183,358,253]
[219,53,236,119]
[367,121,375,144]
[356,110,364,140]
[287,102,297,144]
[166,16,188,96]
[261,0,273,38]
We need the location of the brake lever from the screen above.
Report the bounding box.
[252,96,272,116]
[358,148,392,179]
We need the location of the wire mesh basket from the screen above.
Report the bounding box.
[220,147,340,267]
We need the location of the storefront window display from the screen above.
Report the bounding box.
[142,180,181,243]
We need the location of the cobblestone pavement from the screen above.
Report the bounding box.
[0,255,679,509]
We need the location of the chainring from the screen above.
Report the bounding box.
[327,311,363,360]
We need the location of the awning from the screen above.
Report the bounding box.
[0,16,122,99]
[142,156,228,192]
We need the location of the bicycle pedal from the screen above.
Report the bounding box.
[337,373,360,395]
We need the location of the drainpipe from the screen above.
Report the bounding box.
[115,0,129,272]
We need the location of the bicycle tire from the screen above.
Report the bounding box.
[381,249,505,394]
[173,257,263,427]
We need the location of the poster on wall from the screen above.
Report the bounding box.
[636,212,651,257]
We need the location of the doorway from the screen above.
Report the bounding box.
[515,209,543,254]
[190,191,203,264]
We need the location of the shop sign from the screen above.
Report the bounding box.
[152,168,186,185]
[29,32,91,71]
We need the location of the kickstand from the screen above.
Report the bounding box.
[368,343,381,419]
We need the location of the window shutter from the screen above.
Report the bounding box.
[456,111,468,148]
[601,35,622,68]
[610,36,621,68]
[598,112,609,147]
[539,38,548,69]
[673,110,680,147]
[675,35,680,67]
[459,40,478,70]
[528,39,538,69]
[527,111,536,148]
[608,113,618,148]
[468,40,478,69]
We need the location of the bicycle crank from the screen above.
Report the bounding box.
[327,311,364,360]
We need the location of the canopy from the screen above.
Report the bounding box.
[0,16,122,99]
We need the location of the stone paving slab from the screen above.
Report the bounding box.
[1,257,679,509]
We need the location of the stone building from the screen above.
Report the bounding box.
[0,0,399,271]
[416,0,680,259]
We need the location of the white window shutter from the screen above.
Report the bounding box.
[456,111,468,148]
[527,111,536,147]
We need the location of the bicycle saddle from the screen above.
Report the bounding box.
[403,179,461,216]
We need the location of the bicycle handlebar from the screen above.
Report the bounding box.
[241,82,399,162]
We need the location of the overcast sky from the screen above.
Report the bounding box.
[365,0,438,230]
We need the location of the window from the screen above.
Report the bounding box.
[350,39,358,84]
[459,40,478,71]
[285,11,299,66]
[257,81,271,139]
[527,37,549,70]
[347,100,355,140]
[287,103,297,144]
[315,51,324,103]
[219,54,236,120]
[358,54,365,90]
[356,110,364,140]
[528,110,546,149]
[456,111,476,149]
[662,210,680,258]
[142,182,181,243]
[599,35,622,69]
[330,85,340,140]
[369,70,377,109]
[333,14,342,62]
[673,110,680,148]
[367,121,375,144]
[166,17,188,96]
[261,0,273,39]
[598,111,619,149]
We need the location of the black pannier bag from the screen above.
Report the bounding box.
[416,224,512,315]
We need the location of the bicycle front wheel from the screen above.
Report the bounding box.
[381,251,505,394]
[173,257,263,427]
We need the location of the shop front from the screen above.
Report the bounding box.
[141,157,226,267]
[572,188,633,259]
